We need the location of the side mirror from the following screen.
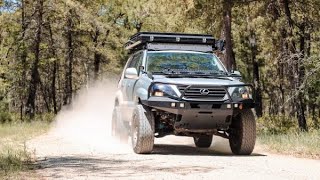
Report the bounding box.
[230,70,242,80]
[125,67,138,79]
[232,70,241,76]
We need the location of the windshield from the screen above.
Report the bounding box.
[146,51,226,74]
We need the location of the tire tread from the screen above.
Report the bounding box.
[132,105,154,154]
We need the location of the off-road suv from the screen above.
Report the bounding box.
[112,32,256,155]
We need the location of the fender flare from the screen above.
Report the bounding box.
[135,87,149,104]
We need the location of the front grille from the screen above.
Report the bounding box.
[178,85,226,101]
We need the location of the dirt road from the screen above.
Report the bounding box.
[27,82,320,179]
[28,133,320,180]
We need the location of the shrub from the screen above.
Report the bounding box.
[0,100,12,123]
[0,147,32,176]
[0,111,12,123]
[257,115,296,134]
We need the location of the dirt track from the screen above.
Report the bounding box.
[28,133,320,180]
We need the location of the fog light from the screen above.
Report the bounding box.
[227,104,232,109]
[234,104,238,108]
[179,103,185,108]
[171,103,176,107]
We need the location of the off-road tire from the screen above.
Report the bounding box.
[131,105,154,154]
[112,107,129,143]
[193,135,213,148]
[229,109,256,155]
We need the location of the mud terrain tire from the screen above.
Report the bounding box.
[112,107,129,143]
[193,135,213,148]
[131,105,154,154]
[229,109,256,155]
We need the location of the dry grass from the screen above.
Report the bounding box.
[0,121,50,178]
[257,130,320,159]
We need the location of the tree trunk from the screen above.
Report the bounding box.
[93,28,101,81]
[25,0,44,119]
[223,0,236,71]
[251,40,262,117]
[63,10,74,106]
[39,78,50,113]
[20,0,28,121]
[281,0,307,130]
[48,21,58,114]
[297,21,307,131]
[311,103,318,128]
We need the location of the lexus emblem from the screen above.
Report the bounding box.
[200,89,210,95]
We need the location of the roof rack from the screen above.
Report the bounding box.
[125,32,224,52]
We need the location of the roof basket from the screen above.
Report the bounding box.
[125,32,224,52]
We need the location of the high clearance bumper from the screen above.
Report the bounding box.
[141,97,255,130]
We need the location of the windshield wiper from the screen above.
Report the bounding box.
[182,70,227,76]
[152,69,230,79]
[152,69,187,75]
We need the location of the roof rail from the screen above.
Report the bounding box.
[125,32,224,52]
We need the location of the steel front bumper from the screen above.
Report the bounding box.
[141,97,255,130]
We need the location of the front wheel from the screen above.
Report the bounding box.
[131,105,154,154]
[229,109,256,155]
[193,135,213,148]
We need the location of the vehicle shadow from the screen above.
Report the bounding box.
[152,135,266,157]
[152,144,266,157]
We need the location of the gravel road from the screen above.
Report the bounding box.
[28,133,320,180]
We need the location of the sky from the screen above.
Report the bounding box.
[0,0,20,13]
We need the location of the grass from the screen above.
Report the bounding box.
[257,130,320,159]
[0,121,50,178]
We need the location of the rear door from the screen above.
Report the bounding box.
[125,51,143,102]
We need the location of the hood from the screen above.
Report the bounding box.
[152,75,244,86]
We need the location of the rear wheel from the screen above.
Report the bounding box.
[229,109,256,155]
[112,107,129,143]
[193,135,213,148]
[131,105,154,154]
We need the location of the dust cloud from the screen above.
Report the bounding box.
[49,79,130,154]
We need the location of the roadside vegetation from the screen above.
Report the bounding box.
[257,116,320,159]
[0,116,52,178]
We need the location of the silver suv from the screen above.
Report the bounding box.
[112,32,256,155]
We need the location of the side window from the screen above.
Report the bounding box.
[128,56,138,68]
[135,54,143,71]
[128,52,143,71]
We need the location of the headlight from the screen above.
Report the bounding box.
[150,84,181,97]
[230,86,252,100]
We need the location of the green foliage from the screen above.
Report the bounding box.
[0,111,12,123]
[257,115,297,134]
[0,147,32,176]
[0,101,12,123]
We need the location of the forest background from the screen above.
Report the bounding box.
[1,0,320,132]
